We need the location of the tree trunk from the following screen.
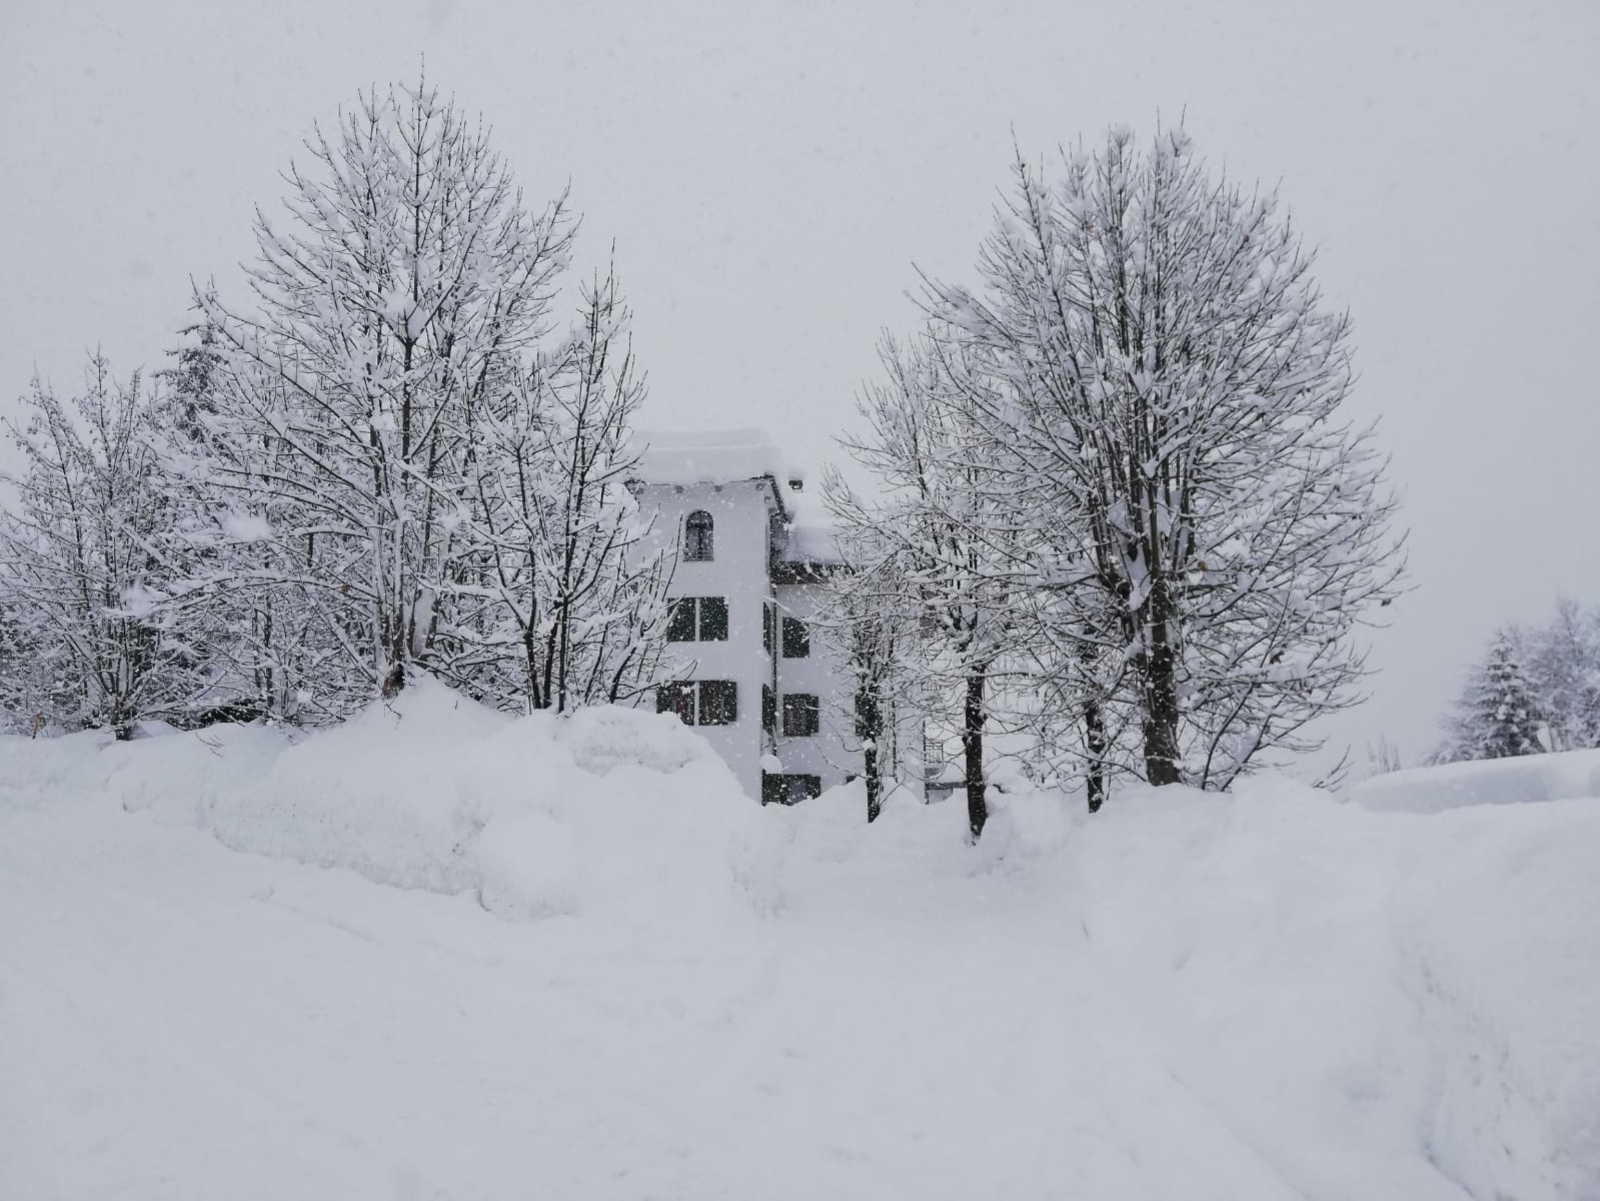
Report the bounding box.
[857,683,885,823]
[1085,696,1106,813]
[963,670,987,840]
[1142,618,1182,786]
[864,744,882,823]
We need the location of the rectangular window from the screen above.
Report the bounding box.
[782,693,819,737]
[658,680,738,727]
[666,597,728,642]
[762,773,822,805]
[763,602,775,656]
[762,684,776,734]
[782,615,810,659]
[697,680,738,726]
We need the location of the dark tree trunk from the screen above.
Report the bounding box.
[963,670,987,840]
[864,744,882,823]
[856,683,885,823]
[1085,696,1107,813]
[1142,608,1182,786]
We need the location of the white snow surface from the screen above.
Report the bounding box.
[1349,746,1600,813]
[2,686,1598,1200]
[631,427,787,487]
[781,519,843,565]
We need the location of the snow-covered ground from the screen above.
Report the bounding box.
[3,685,1597,1200]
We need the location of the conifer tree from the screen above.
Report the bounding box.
[1443,630,1544,761]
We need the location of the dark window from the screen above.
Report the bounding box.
[666,598,696,642]
[782,615,810,659]
[782,693,819,737]
[684,510,714,561]
[658,680,737,726]
[666,597,728,642]
[762,602,775,656]
[762,773,822,805]
[656,682,694,726]
[697,680,738,726]
[698,596,728,641]
[762,684,776,734]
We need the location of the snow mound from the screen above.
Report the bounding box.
[2,721,1597,1198]
[8,677,754,925]
[1348,747,1600,812]
[1061,777,1600,1199]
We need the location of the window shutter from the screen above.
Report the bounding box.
[656,682,694,726]
[699,596,729,641]
[698,680,737,726]
[783,693,819,737]
[666,599,696,642]
[782,616,809,659]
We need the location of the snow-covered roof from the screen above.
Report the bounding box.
[631,427,845,571]
[631,428,787,487]
[781,520,843,567]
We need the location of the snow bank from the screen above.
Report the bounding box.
[1056,778,1600,1199]
[3,714,1597,1199]
[729,778,1600,1198]
[3,677,754,924]
[1348,746,1600,812]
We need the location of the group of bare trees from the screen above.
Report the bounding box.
[827,129,1406,832]
[2,93,1405,826]
[0,80,669,738]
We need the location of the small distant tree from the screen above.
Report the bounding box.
[0,355,191,738]
[1441,629,1544,761]
[1524,597,1600,751]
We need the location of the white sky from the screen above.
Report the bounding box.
[3,0,1597,766]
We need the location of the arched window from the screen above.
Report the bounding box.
[684,510,714,561]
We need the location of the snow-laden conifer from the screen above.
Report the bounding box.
[1440,629,1544,761]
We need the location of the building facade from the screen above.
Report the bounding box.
[631,431,857,802]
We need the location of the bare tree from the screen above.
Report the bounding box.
[830,335,1035,839]
[186,78,575,714]
[0,356,192,738]
[438,264,673,712]
[813,514,916,822]
[1524,597,1600,751]
[919,128,1405,788]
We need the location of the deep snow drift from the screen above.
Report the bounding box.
[2,685,1597,1200]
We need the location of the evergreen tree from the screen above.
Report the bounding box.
[1444,630,1544,761]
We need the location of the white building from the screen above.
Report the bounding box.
[630,430,857,803]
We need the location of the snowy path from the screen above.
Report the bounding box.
[0,800,1431,1198]
[2,725,1596,1199]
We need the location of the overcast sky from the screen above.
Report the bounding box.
[3,0,1597,766]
